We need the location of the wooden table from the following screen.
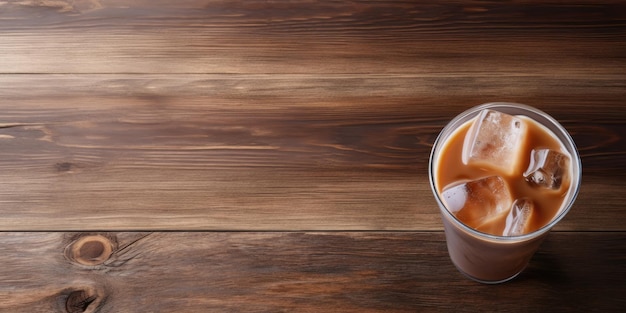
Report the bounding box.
[1,1,624,312]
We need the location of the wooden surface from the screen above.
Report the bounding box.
[0,0,625,312]
[1,232,625,312]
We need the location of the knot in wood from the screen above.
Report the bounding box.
[66,289,98,313]
[66,235,114,266]
[55,162,74,172]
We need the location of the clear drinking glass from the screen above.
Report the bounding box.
[429,102,582,283]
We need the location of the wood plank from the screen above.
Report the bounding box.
[2,2,623,311]
[0,232,623,312]
[0,1,624,74]
[0,75,624,230]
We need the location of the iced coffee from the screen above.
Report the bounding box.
[429,103,581,283]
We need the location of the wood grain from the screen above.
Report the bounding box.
[0,1,624,74]
[0,75,624,230]
[0,232,623,312]
[1,1,625,311]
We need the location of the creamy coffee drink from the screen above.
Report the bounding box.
[429,103,581,283]
[435,109,572,236]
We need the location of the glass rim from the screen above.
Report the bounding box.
[429,102,582,242]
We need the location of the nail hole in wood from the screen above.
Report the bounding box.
[67,235,113,266]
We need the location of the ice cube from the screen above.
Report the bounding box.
[462,109,528,176]
[442,176,513,229]
[502,198,534,236]
[524,148,570,190]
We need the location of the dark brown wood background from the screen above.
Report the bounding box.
[1,1,625,312]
